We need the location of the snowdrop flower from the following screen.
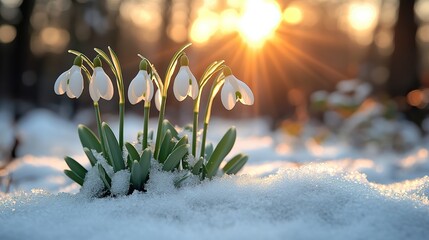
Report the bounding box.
[154,89,162,111]
[89,57,114,102]
[173,54,198,101]
[221,66,254,110]
[54,56,84,98]
[128,60,154,105]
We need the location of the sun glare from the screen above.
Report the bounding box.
[238,0,282,47]
[347,2,378,31]
[283,6,303,25]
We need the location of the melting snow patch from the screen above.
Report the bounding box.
[1,164,428,240]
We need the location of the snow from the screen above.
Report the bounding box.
[1,166,429,240]
[1,109,429,239]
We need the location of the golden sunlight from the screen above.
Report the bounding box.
[238,0,282,47]
[283,5,303,25]
[347,2,378,31]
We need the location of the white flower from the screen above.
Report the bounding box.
[173,55,198,101]
[155,89,162,111]
[54,65,84,98]
[128,70,154,105]
[89,67,114,102]
[221,67,254,110]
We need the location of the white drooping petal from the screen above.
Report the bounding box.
[128,71,146,105]
[89,74,100,102]
[187,68,199,100]
[236,79,254,105]
[155,89,162,111]
[54,70,69,95]
[221,79,237,110]
[94,67,114,101]
[173,66,190,101]
[143,72,154,101]
[68,69,84,98]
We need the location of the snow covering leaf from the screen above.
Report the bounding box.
[223,154,248,175]
[162,119,179,139]
[139,149,151,182]
[64,156,87,180]
[64,170,84,186]
[125,142,139,161]
[131,160,143,190]
[158,130,173,163]
[206,127,236,179]
[192,158,203,175]
[83,147,98,166]
[78,124,102,153]
[98,164,111,190]
[102,122,125,172]
[163,144,189,172]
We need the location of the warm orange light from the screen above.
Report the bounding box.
[190,11,219,44]
[347,2,377,31]
[283,6,303,25]
[238,0,282,47]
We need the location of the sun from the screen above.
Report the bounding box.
[238,0,282,47]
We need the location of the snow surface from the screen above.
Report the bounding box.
[1,109,429,239]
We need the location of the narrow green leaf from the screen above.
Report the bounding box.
[83,147,98,166]
[139,149,151,182]
[94,48,117,79]
[125,142,139,161]
[102,122,125,172]
[131,160,143,190]
[64,156,87,180]
[64,170,84,186]
[127,156,133,169]
[223,154,248,175]
[173,135,188,151]
[162,119,179,139]
[98,164,111,189]
[67,50,94,69]
[191,158,203,175]
[206,127,236,179]
[108,47,123,83]
[158,130,173,163]
[78,124,102,153]
[163,144,189,171]
[204,143,214,160]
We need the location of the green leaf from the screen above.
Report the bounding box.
[163,144,189,171]
[223,154,248,175]
[78,124,102,153]
[162,119,179,139]
[94,48,117,79]
[139,149,151,181]
[173,135,188,151]
[204,143,213,160]
[125,142,139,161]
[131,160,143,190]
[206,127,236,179]
[98,164,111,190]
[102,122,125,172]
[191,158,204,175]
[158,130,173,163]
[64,156,87,180]
[108,47,123,82]
[83,147,98,166]
[64,170,84,186]
[67,50,94,69]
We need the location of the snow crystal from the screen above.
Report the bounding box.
[110,170,130,196]
[1,165,429,240]
[81,165,105,198]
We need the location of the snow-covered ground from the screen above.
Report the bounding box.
[1,109,429,239]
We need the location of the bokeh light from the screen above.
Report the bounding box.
[0,24,16,44]
[347,2,378,31]
[283,5,303,25]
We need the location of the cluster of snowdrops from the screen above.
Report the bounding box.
[53,43,254,197]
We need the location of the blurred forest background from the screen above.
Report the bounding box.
[0,0,428,127]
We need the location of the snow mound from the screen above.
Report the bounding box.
[1,165,428,240]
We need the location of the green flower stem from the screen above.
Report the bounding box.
[192,111,198,157]
[200,122,209,159]
[154,96,167,159]
[119,102,124,150]
[143,102,150,150]
[200,78,225,159]
[93,102,107,157]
